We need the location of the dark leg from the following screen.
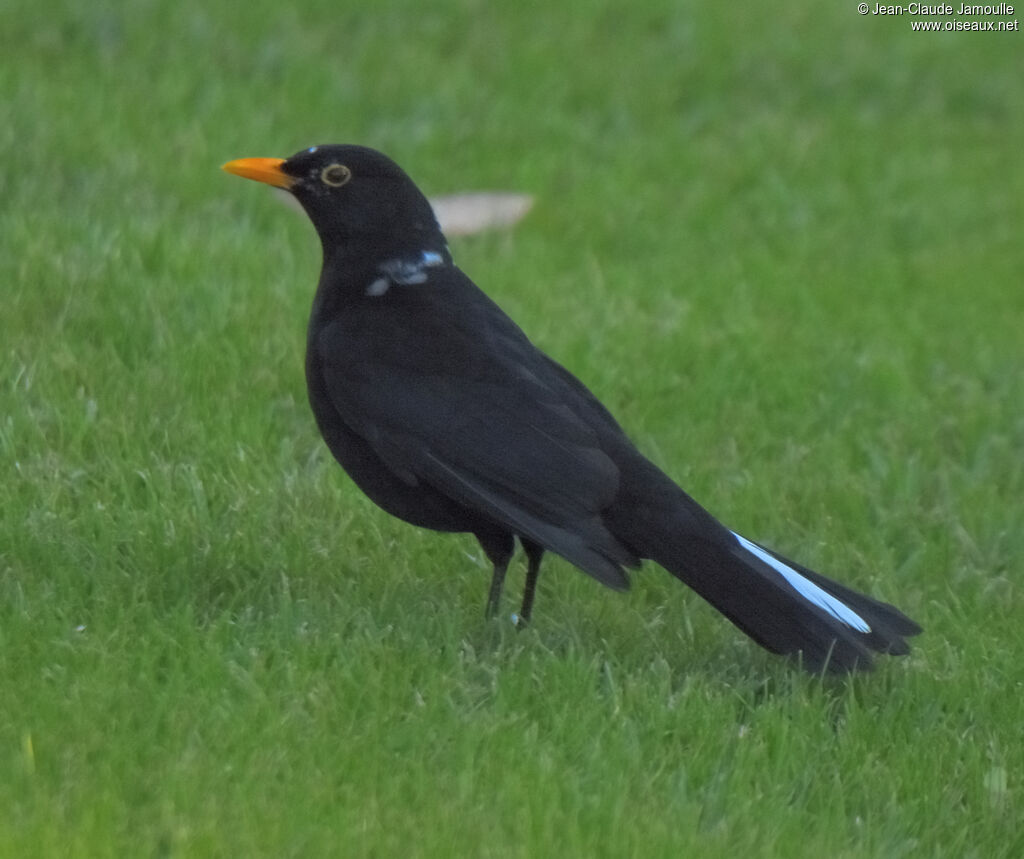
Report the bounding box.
[486,556,510,620]
[518,540,545,627]
[476,530,515,620]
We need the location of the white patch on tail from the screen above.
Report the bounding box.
[732,533,871,633]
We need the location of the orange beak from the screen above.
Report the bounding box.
[221,157,297,189]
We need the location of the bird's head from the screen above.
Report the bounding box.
[223,144,444,259]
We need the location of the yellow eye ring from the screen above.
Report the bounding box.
[320,164,351,187]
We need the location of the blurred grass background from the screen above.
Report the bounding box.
[1,0,1022,856]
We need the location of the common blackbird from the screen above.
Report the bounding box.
[223,145,921,673]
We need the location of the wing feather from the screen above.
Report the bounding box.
[314,281,638,582]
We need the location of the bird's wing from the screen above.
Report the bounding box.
[312,287,635,585]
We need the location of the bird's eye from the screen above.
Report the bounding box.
[320,164,351,187]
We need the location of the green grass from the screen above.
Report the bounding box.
[2,0,1022,855]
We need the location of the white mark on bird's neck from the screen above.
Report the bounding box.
[365,249,448,296]
[307,146,318,154]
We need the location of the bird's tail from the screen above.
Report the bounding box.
[608,459,922,673]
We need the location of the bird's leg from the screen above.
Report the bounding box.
[518,540,545,628]
[477,531,515,620]
[485,555,510,620]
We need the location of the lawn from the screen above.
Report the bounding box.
[2,1,1022,856]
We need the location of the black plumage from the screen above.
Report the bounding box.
[223,144,921,673]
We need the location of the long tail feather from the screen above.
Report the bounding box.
[607,457,922,673]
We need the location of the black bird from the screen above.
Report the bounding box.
[222,145,921,673]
